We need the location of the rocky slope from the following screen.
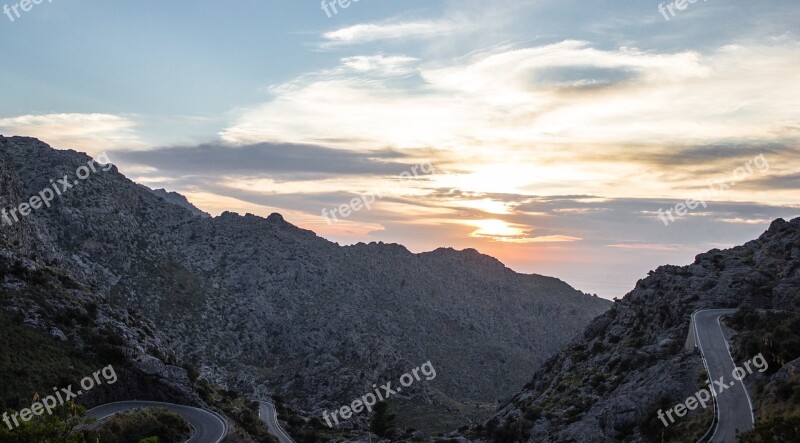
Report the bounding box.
[0,138,279,443]
[476,217,800,442]
[0,136,610,432]
[0,246,199,409]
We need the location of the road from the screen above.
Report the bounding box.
[86,399,294,443]
[86,400,227,443]
[691,309,755,442]
[259,400,296,443]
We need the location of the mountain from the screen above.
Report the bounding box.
[474,217,800,442]
[149,187,211,218]
[0,136,610,435]
[0,137,281,442]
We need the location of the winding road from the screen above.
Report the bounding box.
[690,309,755,442]
[85,309,759,443]
[86,400,228,443]
[86,399,295,443]
[259,400,296,443]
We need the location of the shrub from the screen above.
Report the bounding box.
[87,408,190,443]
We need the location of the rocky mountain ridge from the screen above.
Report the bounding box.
[0,136,610,433]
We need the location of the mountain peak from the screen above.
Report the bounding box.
[149,187,210,218]
[266,213,284,223]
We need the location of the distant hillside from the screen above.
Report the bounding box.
[0,136,609,435]
[474,218,800,442]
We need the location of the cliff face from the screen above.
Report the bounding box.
[0,136,609,429]
[480,218,800,442]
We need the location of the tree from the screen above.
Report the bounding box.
[0,402,92,443]
[369,401,396,438]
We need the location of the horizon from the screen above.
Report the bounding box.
[1,0,799,299]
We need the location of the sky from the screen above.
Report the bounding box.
[1,0,798,298]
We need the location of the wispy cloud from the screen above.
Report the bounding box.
[320,19,462,47]
[716,217,777,225]
[606,243,692,252]
[341,55,419,75]
[0,113,144,155]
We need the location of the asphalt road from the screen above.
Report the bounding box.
[259,400,296,443]
[692,309,755,442]
[86,400,227,443]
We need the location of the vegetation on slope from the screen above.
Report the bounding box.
[86,408,191,443]
[0,309,94,411]
[726,309,800,442]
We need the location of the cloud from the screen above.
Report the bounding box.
[111,142,428,179]
[748,171,800,190]
[320,20,461,46]
[222,39,800,157]
[716,217,777,225]
[465,218,582,243]
[340,55,419,75]
[606,243,692,251]
[0,113,143,155]
[527,235,583,243]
